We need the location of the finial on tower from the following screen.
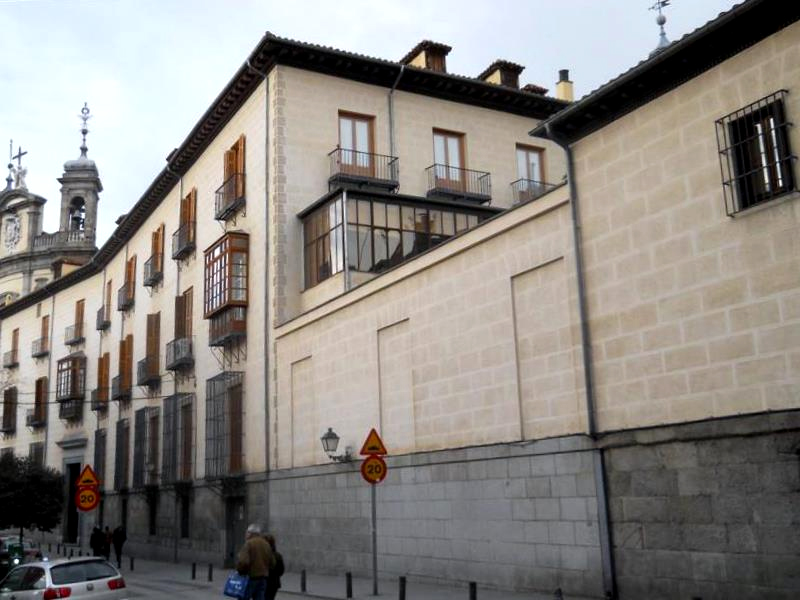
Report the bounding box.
[79,102,92,158]
[5,140,12,191]
[649,0,671,57]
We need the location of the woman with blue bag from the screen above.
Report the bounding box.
[224,524,275,600]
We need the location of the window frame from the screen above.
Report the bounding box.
[203,232,249,318]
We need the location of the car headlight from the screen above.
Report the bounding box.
[12,558,19,565]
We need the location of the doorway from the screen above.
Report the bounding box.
[64,463,80,543]
[224,497,246,568]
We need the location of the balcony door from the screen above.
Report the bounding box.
[339,113,373,177]
[433,130,465,191]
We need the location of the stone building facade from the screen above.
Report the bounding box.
[1,1,798,598]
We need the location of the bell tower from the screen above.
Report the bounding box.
[58,103,102,242]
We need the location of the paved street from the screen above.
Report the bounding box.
[119,557,594,599]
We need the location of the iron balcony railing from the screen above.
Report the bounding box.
[208,307,247,347]
[215,173,246,220]
[328,148,399,190]
[510,178,558,204]
[166,337,194,371]
[26,407,47,428]
[137,356,160,388]
[96,306,111,331]
[426,164,491,202]
[112,375,131,402]
[143,254,164,287]
[172,222,196,260]
[64,322,85,346]
[31,337,49,358]
[58,398,83,421]
[91,388,108,412]
[117,282,135,311]
[2,350,18,368]
[33,229,94,249]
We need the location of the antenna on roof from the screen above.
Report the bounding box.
[649,0,671,57]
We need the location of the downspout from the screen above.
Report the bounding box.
[44,294,56,468]
[246,59,271,529]
[545,123,616,599]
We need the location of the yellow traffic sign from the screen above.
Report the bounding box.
[359,428,387,456]
[76,465,100,487]
[361,455,387,484]
[75,486,100,512]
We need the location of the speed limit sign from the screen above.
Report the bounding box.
[360,455,387,485]
[75,486,100,512]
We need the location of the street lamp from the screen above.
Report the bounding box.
[320,427,353,463]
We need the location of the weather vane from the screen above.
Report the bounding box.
[79,102,92,158]
[649,0,672,56]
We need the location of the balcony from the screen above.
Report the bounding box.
[510,178,558,204]
[172,222,196,260]
[33,229,94,250]
[166,337,194,371]
[96,306,111,331]
[112,375,131,403]
[143,254,164,287]
[31,337,49,358]
[117,282,135,312]
[2,350,18,368]
[208,307,247,347]
[26,407,47,428]
[137,356,160,388]
[426,164,491,203]
[328,148,399,192]
[58,398,83,421]
[64,323,85,346]
[91,388,108,412]
[215,173,246,221]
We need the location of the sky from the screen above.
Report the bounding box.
[1,0,738,245]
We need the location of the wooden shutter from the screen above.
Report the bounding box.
[146,313,160,366]
[184,288,193,337]
[41,315,49,342]
[235,135,246,197]
[102,353,110,401]
[11,328,18,353]
[75,299,85,326]
[126,334,134,386]
[224,149,236,182]
[174,296,186,338]
[105,280,112,312]
[126,255,137,287]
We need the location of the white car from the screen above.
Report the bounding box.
[0,557,127,599]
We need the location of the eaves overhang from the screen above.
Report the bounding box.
[530,0,800,144]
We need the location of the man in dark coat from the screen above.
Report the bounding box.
[111,525,126,568]
[90,527,103,556]
[236,524,275,600]
[263,534,284,600]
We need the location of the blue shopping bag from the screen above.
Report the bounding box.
[223,571,250,599]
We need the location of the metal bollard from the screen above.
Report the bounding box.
[208,563,213,582]
[301,569,307,592]
[469,581,477,600]
[398,576,406,600]
[191,562,196,580]
[346,572,353,598]
[130,556,134,571]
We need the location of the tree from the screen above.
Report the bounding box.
[0,453,64,543]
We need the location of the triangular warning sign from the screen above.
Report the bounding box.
[360,428,387,456]
[77,465,100,487]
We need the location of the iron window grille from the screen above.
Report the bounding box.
[162,393,194,484]
[96,306,111,331]
[31,336,49,358]
[205,372,244,479]
[716,90,796,215]
[133,407,160,488]
[172,222,196,260]
[166,337,194,371]
[143,253,164,287]
[2,349,18,369]
[94,429,107,489]
[114,418,130,491]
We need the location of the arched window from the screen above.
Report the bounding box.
[69,197,86,231]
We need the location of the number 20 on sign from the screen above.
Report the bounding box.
[360,454,387,484]
[75,486,100,512]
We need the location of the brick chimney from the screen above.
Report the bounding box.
[399,40,452,73]
[555,69,574,102]
[477,60,525,89]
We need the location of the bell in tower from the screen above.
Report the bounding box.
[58,103,102,242]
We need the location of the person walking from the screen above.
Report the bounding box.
[90,527,103,556]
[103,527,112,561]
[111,525,126,568]
[236,524,275,600]
[263,534,284,600]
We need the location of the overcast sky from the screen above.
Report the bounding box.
[1,0,737,244]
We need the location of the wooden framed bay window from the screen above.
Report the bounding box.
[56,354,86,401]
[204,232,248,346]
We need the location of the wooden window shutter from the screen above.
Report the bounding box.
[126,334,134,383]
[127,256,137,287]
[11,328,18,353]
[147,313,160,361]
[235,135,246,197]
[105,280,112,310]
[174,296,186,338]
[189,189,197,223]
[118,339,125,374]
[184,288,193,337]
[41,315,49,340]
[224,149,236,181]
[75,299,85,325]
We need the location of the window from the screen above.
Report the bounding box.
[203,233,249,317]
[144,225,165,287]
[29,442,44,466]
[33,315,49,357]
[118,256,136,310]
[433,129,465,188]
[163,393,194,483]
[98,281,111,330]
[303,199,344,288]
[114,418,130,491]
[133,407,159,488]
[94,429,106,488]
[205,372,244,479]
[1,387,17,433]
[138,313,160,385]
[173,189,197,259]
[96,353,110,406]
[168,289,194,370]
[716,90,796,215]
[115,334,133,402]
[66,299,85,345]
[339,112,374,176]
[56,355,86,401]
[32,377,48,426]
[216,135,246,220]
[3,328,19,367]
[516,144,544,182]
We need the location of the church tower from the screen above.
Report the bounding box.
[58,103,101,244]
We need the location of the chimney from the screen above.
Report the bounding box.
[477,60,525,89]
[399,40,452,73]
[555,69,574,102]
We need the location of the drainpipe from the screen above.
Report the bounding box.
[388,66,405,168]
[545,123,616,599]
[246,59,272,529]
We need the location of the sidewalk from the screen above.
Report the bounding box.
[118,556,594,600]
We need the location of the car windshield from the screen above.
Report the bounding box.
[51,560,117,584]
